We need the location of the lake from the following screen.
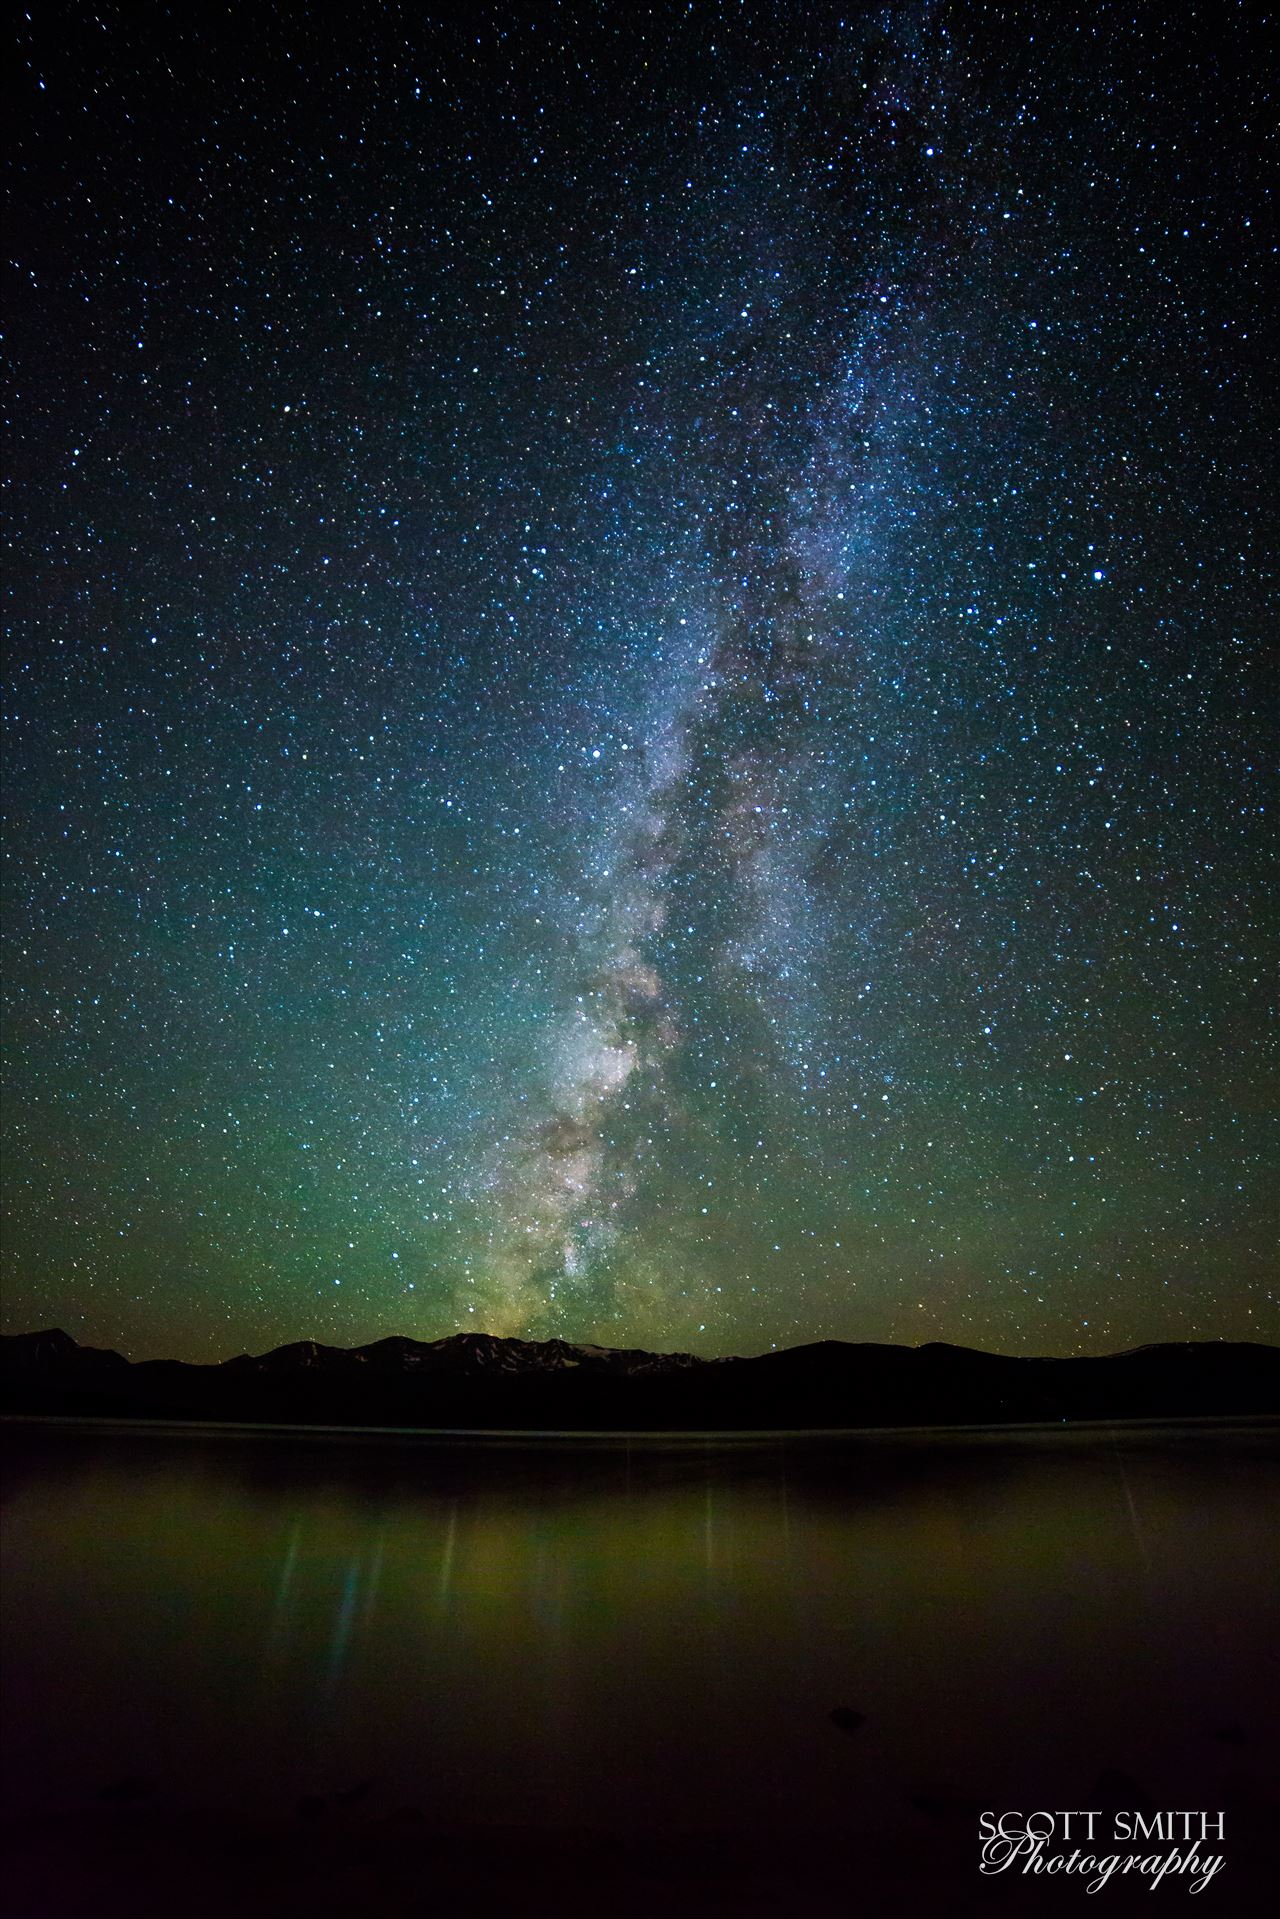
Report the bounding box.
[3,1419,1276,1914]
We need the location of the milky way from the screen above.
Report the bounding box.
[3,2,1276,1359]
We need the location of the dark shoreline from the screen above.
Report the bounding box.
[5,1410,1279,1444]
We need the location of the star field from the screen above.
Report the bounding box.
[3,0,1276,1361]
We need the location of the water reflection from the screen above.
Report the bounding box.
[2,1422,1277,1913]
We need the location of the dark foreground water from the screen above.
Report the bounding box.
[2,1420,1277,1917]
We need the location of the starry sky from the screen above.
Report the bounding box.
[4,0,1276,1363]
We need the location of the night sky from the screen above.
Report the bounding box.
[4,1,1276,1363]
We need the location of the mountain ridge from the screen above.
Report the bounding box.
[3,1327,1277,1430]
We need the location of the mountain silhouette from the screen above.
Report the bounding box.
[3,1328,1277,1429]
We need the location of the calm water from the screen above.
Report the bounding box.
[3,1420,1277,1915]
